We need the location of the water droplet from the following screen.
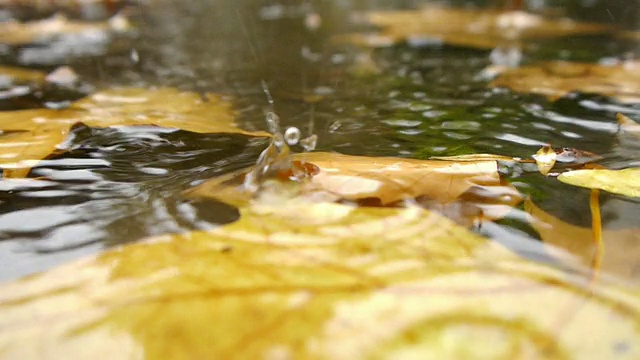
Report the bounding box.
[266,111,280,134]
[300,134,318,152]
[273,132,285,149]
[284,127,301,145]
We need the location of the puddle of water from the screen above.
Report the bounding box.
[0,0,639,287]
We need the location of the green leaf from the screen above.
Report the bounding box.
[558,168,640,197]
[1,199,640,359]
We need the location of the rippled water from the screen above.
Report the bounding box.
[1,0,640,281]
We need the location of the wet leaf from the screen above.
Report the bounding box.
[1,199,640,359]
[525,198,640,280]
[189,151,522,220]
[558,168,640,198]
[351,5,605,50]
[491,60,640,103]
[0,87,270,178]
[0,65,46,85]
[618,113,640,132]
[429,153,520,163]
[533,145,557,176]
[0,13,130,46]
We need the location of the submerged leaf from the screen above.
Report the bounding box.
[491,60,640,103]
[351,5,605,50]
[0,87,269,178]
[558,168,640,197]
[525,199,640,280]
[1,200,640,359]
[189,151,522,220]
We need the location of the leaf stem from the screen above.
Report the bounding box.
[589,189,603,283]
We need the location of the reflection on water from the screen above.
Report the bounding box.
[0,0,639,282]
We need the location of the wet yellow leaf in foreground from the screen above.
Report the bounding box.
[0,87,269,178]
[558,168,640,198]
[491,60,640,103]
[1,200,640,359]
[189,151,522,219]
[525,199,640,281]
[352,6,605,50]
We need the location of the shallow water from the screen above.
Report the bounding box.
[1,0,640,282]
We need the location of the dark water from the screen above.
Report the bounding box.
[1,0,640,281]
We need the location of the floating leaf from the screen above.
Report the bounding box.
[491,60,640,103]
[351,5,605,50]
[0,13,130,46]
[525,198,640,280]
[0,87,270,178]
[617,113,640,132]
[429,153,521,163]
[558,168,640,197]
[1,199,640,359]
[533,145,557,176]
[0,65,46,85]
[189,151,522,220]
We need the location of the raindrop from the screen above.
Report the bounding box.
[266,111,280,134]
[300,134,318,152]
[284,127,301,145]
[273,132,285,149]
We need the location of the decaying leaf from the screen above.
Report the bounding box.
[618,113,640,132]
[1,199,640,359]
[525,198,640,280]
[188,151,522,220]
[0,87,270,178]
[490,60,640,103]
[0,13,130,46]
[351,5,605,50]
[558,168,640,198]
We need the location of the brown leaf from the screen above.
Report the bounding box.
[188,151,522,220]
[490,60,640,103]
[351,5,605,50]
[525,198,640,280]
[0,87,270,178]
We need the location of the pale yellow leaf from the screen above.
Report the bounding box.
[558,168,640,198]
[351,6,605,50]
[1,201,639,359]
[491,60,640,103]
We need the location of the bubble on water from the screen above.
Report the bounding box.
[266,111,280,134]
[300,134,318,152]
[328,121,341,133]
[284,127,301,145]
